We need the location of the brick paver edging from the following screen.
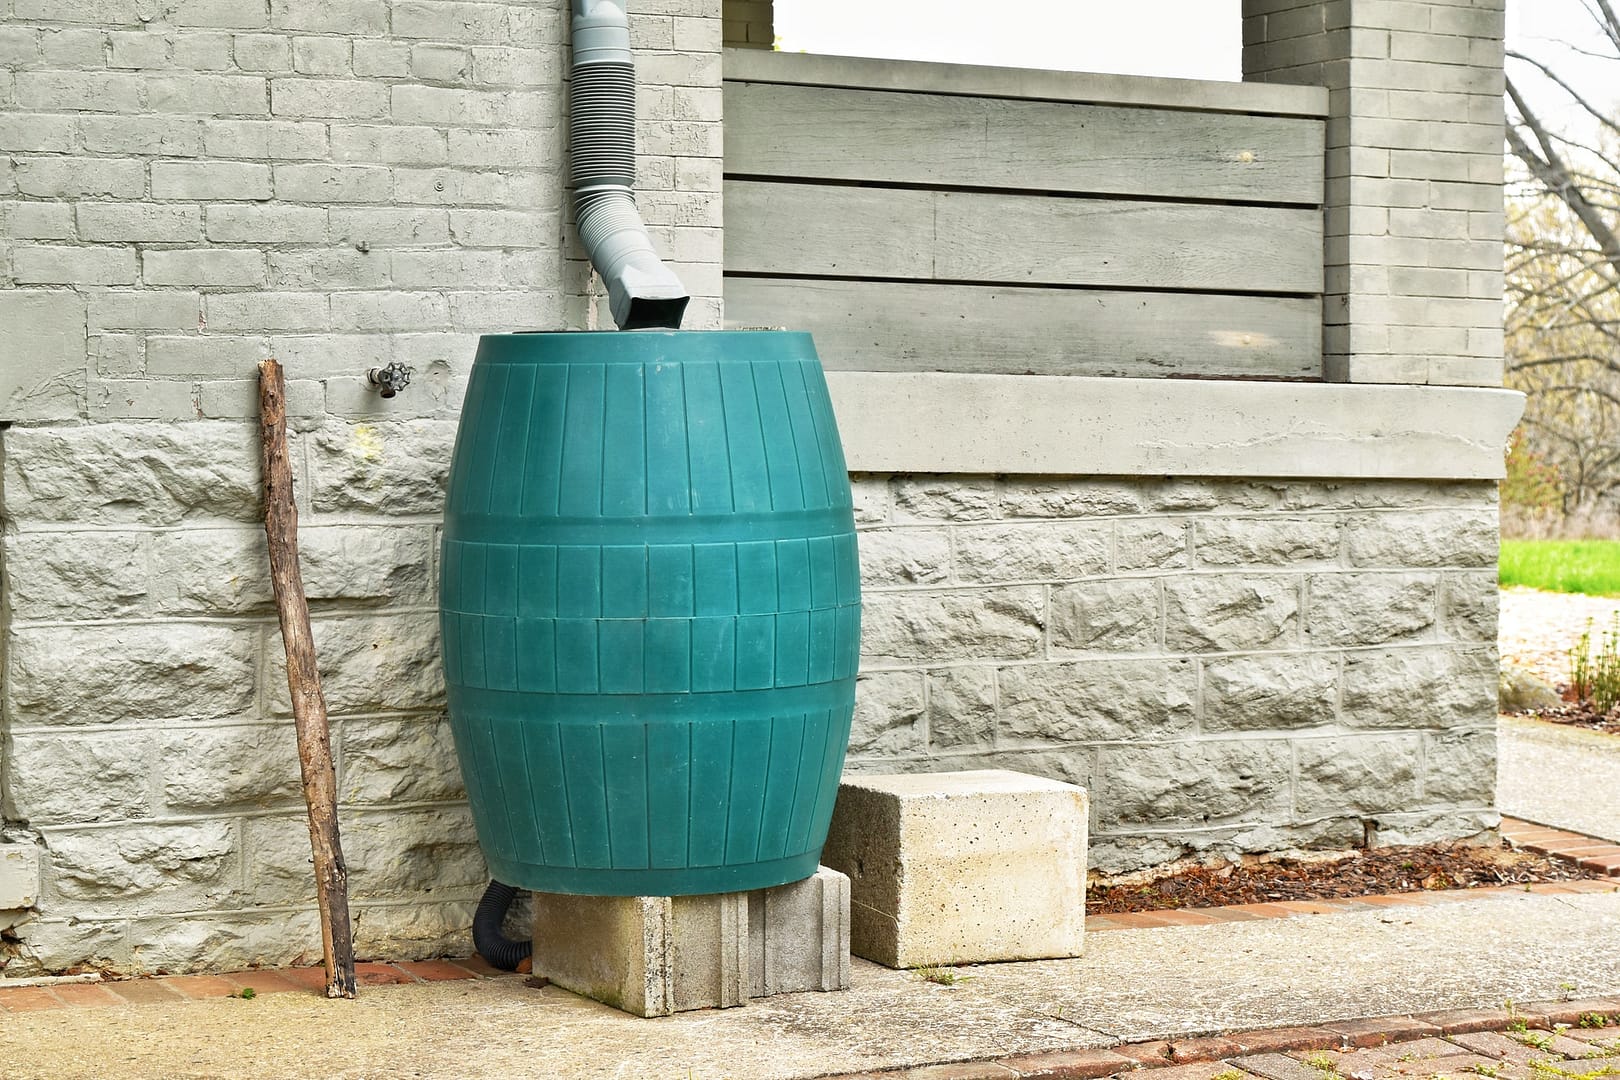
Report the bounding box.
[1502,816,1620,877]
[1084,877,1618,932]
[0,957,500,1013]
[826,998,1620,1079]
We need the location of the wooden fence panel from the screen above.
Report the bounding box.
[725,278,1321,379]
[722,53,1328,380]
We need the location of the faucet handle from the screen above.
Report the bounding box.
[366,362,414,399]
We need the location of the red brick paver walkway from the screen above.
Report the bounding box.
[1502,816,1620,877]
[827,1003,1620,1079]
[0,956,502,1013]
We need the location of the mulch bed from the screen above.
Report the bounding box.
[1531,696,1620,736]
[1087,839,1602,914]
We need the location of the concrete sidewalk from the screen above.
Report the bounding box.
[1,880,1616,1080]
[1499,716,1620,844]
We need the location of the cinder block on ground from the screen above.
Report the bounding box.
[749,865,850,997]
[820,770,1088,968]
[531,866,850,1017]
[531,892,745,1017]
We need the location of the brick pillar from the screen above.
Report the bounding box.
[722,0,774,49]
[1242,0,1505,386]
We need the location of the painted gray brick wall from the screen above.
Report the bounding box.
[843,474,1501,876]
[0,0,722,977]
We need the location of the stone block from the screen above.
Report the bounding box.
[1202,654,1338,732]
[998,659,1195,744]
[860,587,1045,665]
[1095,741,1292,829]
[1164,574,1299,652]
[820,770,1087,969]
[309,418,456,515]
[1117,520,1189,571]
[1295,735,1423,816]
[1195,517,1341,565]
[47,822,239,911]
[856,529,951,586]
[530,867,850,1016]
[0,845,41,910]
[1049,579,1160,653]
[1000,480,1143,518]
[159,724,302,812]
[848,671,926,757]
[890,478,995,522]
[1307,572,1436,645]
[926,666,997,750]
[749,866,850,997]
[2,530,149,620]
[6,731,153,824]
[7,623,258,725]
[1342,646,1496,729]
[2,422,262,524]
[953,523,1108,583]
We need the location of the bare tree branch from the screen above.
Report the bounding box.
[1507,79,1620,280]
[1507,50,1620,140]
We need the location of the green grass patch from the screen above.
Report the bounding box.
[1500,540,1620,596]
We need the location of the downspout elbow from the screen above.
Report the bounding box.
[570,0,690,330]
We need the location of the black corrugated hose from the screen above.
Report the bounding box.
[473,879,532,971]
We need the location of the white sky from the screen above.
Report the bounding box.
[774,0,1617,125]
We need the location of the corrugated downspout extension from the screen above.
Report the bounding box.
[571,0,690,330]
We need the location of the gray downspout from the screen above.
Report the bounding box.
[570,0,690,330]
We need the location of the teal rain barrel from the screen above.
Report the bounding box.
[439,331,861,896]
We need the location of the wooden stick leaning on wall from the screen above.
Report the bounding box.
[258,358,358,999]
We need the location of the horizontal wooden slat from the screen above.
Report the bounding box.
[724,82,1326,206]
[725,181,1324,295]
[722,49,1330,119]
[724,278,1321,380]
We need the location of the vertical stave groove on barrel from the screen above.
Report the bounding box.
[441,331,859,896]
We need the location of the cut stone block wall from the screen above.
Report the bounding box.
[843,473,1501,876]
[0,0,722,977]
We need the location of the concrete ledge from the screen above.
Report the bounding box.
[821,770,1089,969]
[723,49,1329,118]
[827,372,1524,481]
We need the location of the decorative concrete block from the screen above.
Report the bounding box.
[749,865,850,997]
[531,866,851,1017]
[531,892,744,1018]
[820,770,1087,969]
